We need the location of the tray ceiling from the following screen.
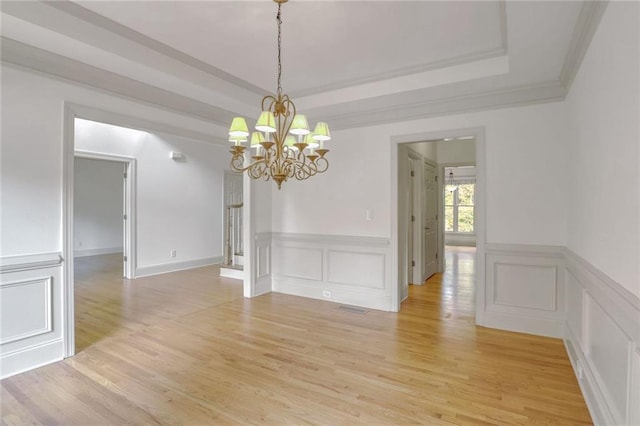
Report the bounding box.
[0,1,604,132]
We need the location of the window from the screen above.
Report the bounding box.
[445,180,475,233]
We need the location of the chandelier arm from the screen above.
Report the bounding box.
[261,95,277,115]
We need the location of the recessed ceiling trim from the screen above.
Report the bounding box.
[318,81,566,130]
[290,47,508,99]
[40,0,268,97]
[1,37,238,129]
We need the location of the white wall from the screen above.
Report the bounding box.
[75,118,229,273]
[73,158,123,256]
[272,102,568,246]
[437,139,475,164]
[0,65,226,258]
[566,1,639,298]
[562,4,640,425]
[406,140,437,162]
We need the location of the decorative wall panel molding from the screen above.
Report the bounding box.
[1,253,64,379]
[0,277,52,345]
[254,233,272,296]
[484,244,565,337]
[327,250,385,289]
[273,247,323,282]
[272,233,392,311]
[563,248,640,426]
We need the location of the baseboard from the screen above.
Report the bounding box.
[220,266,243,280]
[74,247,122,257]
[273,279,392,312]
[135,256,223,277]
[0,338,64,379]
[481,311,564,338]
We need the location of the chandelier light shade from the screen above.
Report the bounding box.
[228,0,331,190]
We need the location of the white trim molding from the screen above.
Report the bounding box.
[271,233,392,311]
[1,253,64,379]
[74,246,123,258]
[483,244,566,338]
[563,248,640,426]
[254,232,272,297]
[0,252,63,273]
[135,256,224,278]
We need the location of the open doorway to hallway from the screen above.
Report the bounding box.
[398,135,478,306]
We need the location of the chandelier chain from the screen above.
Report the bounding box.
[276,2,283,96]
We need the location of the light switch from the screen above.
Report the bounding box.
[366,209,374,221]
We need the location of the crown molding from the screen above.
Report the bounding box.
[559,0,609,90]
[43,0,267,97]
[1,37,237,128]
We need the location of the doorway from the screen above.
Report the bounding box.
[74,151,136,280]
[392,128,486,321]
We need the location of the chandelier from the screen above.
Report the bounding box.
[228,0,331,190]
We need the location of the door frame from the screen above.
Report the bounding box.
[74,151,137,280]
[391,127,486,326]
[422,157,438,282]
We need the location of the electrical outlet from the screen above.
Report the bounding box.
[577,362,583,380]
[170,249,177,258]
[322,290,331,298]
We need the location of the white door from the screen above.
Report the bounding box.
[423,162,437,280]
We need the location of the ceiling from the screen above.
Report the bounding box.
[0,1,606,136]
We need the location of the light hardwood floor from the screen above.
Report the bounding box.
[1,248,592,425]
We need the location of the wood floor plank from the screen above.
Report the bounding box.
[1,249,592,425]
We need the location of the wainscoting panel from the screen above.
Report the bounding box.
[273,246,323,282]
[327,250,385,289]
[565,270,584,349]
[0,252,65,379]
[563,249,640,426]
[257,244,270,279]
[0,277,52,345]
[585,294,630,423]
[484,244,565,337]
[254,233,272,296]
[271,233,392,311]
[493,263,556,311]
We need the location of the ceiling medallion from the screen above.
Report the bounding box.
[228,0,331,190]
